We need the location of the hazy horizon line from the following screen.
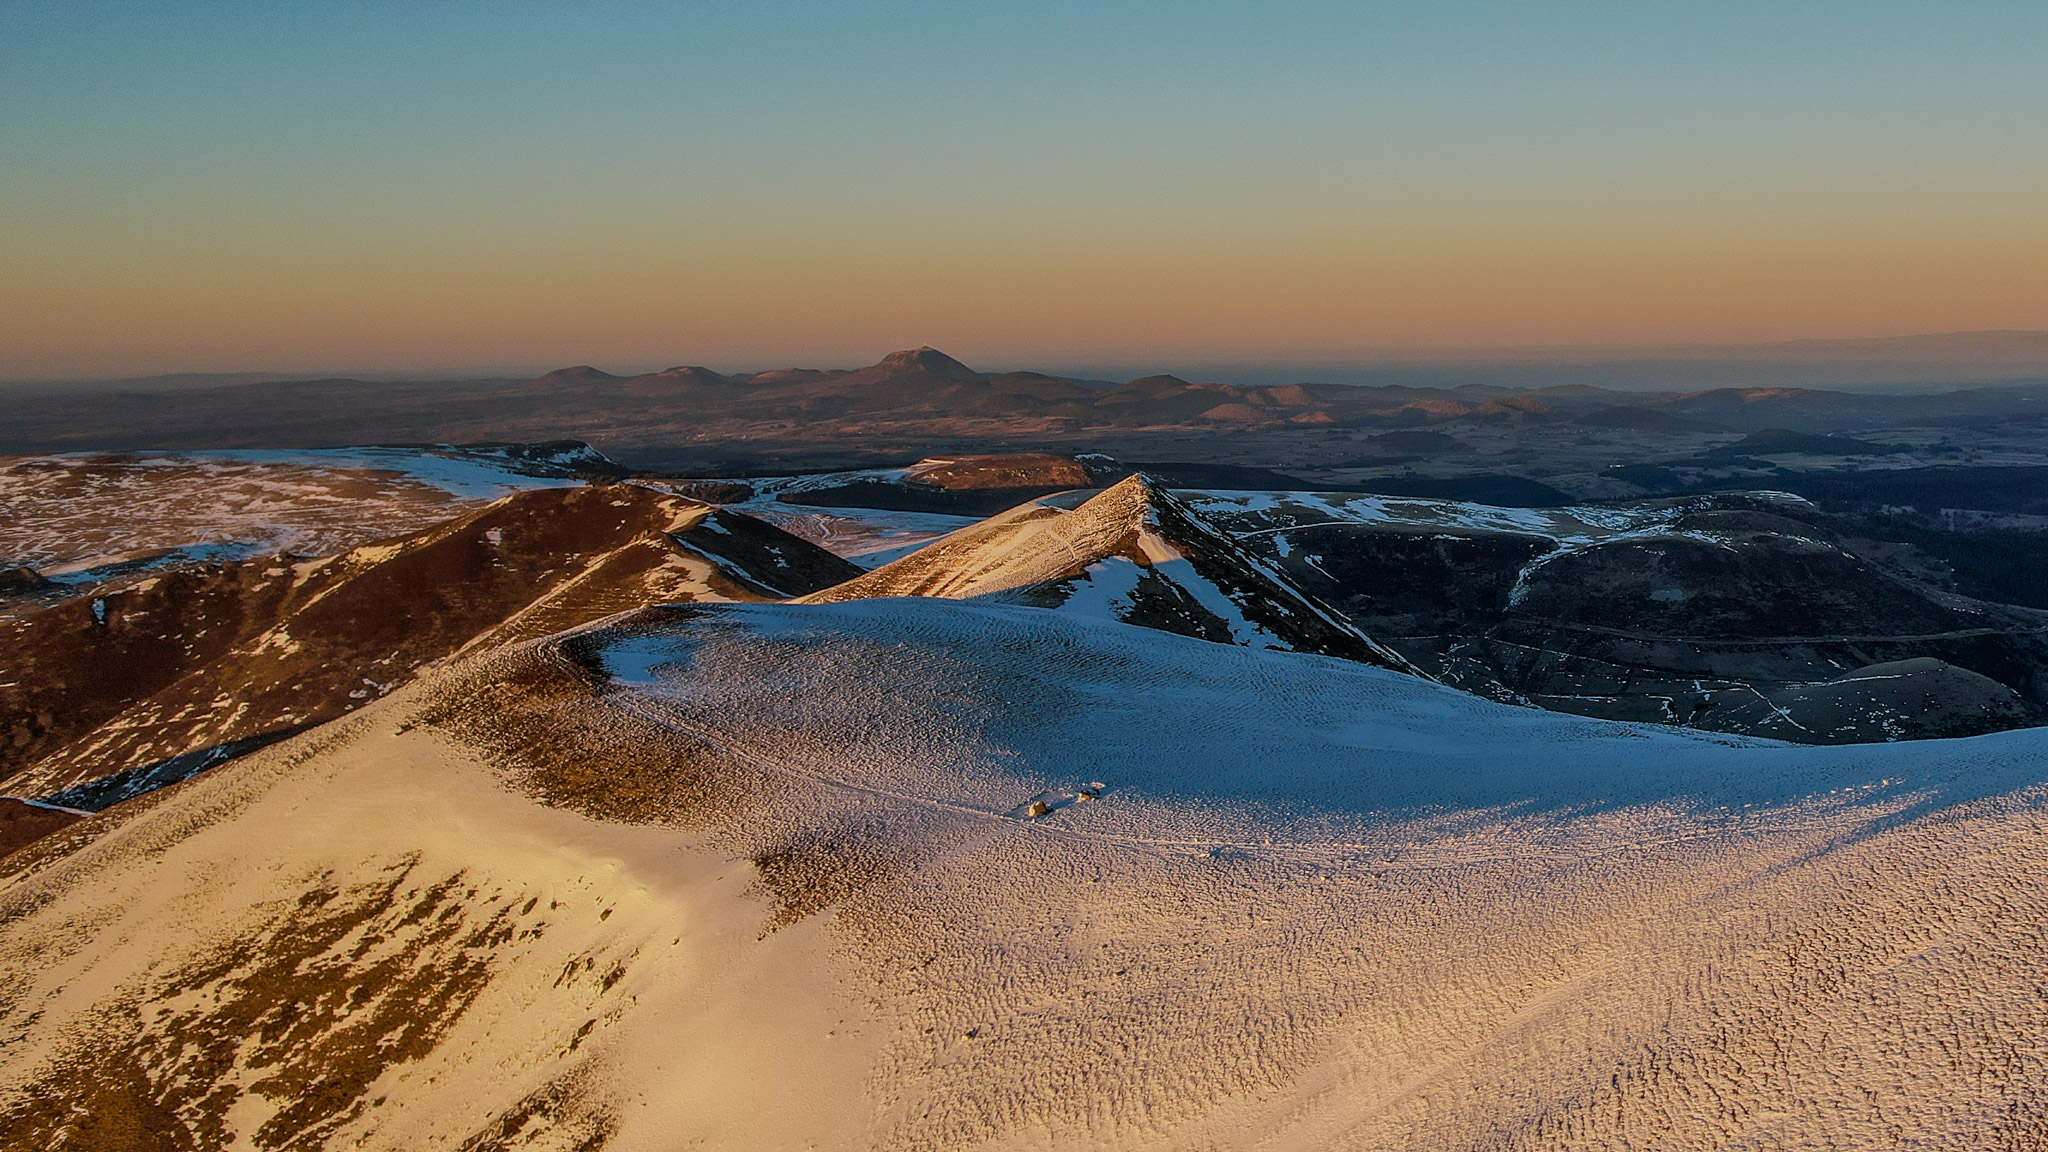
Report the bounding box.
[11,327,2048,394]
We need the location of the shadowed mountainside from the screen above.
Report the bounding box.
[1183,489,2048,740]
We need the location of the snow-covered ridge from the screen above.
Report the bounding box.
[798,476,1413,671]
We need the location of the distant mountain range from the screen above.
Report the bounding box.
[21,328,2048,391]
[1085,328,2048,391]
[7,343,2048,469]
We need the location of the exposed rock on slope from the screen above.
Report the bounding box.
[0,484,859,816]
[804,476,1414,670]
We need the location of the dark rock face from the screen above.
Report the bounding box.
[0,567,55,596]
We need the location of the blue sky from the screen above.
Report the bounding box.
[4,1,2044,376]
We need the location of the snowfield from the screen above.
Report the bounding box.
[6,595,2048,1149]
[0,448,578,584]
[602,599,2043,851]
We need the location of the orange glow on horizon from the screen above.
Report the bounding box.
[6,209,2045,378]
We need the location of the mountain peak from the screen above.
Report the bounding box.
[645,365,730,385]
[862,346,983,383]
[798,473,1411,672]
[537,365,621,384]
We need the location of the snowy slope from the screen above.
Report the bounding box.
[599,598,2042,853]
[0,446,590,592]
[803,476,1411,668]
[6,597,2048,1149]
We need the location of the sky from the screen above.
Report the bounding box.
[3,0,2046,379]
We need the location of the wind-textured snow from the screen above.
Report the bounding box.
[10,585,2048,1149]
[602,598,2038,854]
[588,599,2048,1149]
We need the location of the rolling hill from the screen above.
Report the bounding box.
[6,596,2048,1149]
[0,485,857,815]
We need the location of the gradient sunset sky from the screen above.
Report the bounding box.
[4,1,2045,379]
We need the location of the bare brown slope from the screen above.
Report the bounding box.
[0,799,78,857]
[0,485,859,810]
